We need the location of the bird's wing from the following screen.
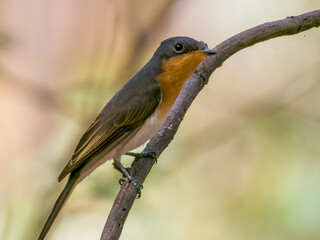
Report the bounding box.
[58,84,161,181]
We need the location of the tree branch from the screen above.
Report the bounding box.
[100,9,320,240]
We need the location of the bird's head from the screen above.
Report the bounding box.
[152,36,216,81]
[155,36,216,60]
[151,36,216,113]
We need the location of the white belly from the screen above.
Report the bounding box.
[77,110,167,181]
[114,110,166,158]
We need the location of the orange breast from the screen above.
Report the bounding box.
[156,51,210,118]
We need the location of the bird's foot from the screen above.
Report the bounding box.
[114,160,143,198]
[119,176,143,198]
[126,151,157,164]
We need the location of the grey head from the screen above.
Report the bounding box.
[152,36,214,60]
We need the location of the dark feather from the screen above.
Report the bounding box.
[58,67,162,181]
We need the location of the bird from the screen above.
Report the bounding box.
[38,36,216,240]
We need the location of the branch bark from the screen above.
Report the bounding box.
[100,9,320,240]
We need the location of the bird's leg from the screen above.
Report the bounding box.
[113,160,143,198]
[126,151,157,164]
[112,161,128,174]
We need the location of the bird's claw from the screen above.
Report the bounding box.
[119,177,143,199]
[119,177,126,185]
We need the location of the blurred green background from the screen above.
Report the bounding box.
[1,0,320,240]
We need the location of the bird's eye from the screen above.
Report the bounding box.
[174,43,184,53]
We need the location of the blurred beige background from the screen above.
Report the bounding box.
[1,0,320,240]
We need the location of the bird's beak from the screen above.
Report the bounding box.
[199,48,217,54]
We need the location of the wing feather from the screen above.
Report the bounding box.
[58,82,161,181]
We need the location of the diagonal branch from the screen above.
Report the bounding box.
[100,9,320,240]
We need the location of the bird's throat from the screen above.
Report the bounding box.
[156,51,210,116]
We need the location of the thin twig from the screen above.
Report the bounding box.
[100,9,320,240]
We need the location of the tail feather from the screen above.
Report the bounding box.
[38,174,79,240]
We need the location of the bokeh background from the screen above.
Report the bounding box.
[1,1,320,240]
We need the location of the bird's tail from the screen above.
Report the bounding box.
[38,173,79,240]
